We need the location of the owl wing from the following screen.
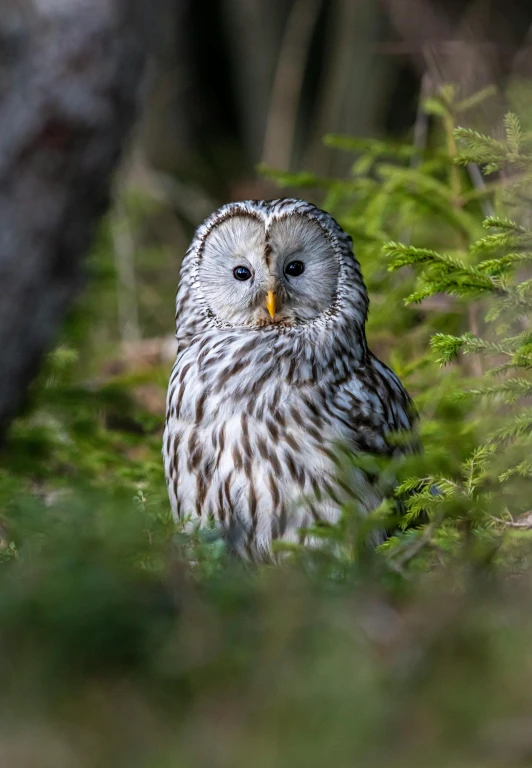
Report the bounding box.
[341,353,419,458]
[370,354,418,454]
[335,355,419,529]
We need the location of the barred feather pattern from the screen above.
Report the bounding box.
[163,199,415,559]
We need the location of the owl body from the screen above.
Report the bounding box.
[164,199,414,558]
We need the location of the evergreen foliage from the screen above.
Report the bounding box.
[266,84,532,571]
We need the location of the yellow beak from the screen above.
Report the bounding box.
[266,291,276,319]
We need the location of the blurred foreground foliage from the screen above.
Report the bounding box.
[1,87,532,766]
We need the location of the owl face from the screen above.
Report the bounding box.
[196,210,340,327]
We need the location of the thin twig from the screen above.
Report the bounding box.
[262,0,322,169]
[112,190,141,344]
[467,163,495,219]
[391,517,440,569]
[400,71,432,245]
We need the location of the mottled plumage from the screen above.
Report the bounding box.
[164,198,415,559]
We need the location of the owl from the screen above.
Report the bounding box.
[163,198,416,559]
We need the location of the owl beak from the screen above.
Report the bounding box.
[266,290,276,319]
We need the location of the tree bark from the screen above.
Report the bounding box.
[0,0,146,437]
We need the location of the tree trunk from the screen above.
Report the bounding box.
[0,0,146,438]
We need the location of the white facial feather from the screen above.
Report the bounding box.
[198,211,340,327]
[198,215,267,326]
[268,214,339,321]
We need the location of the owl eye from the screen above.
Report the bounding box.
[284,260,305,277]
[233,265,252,281]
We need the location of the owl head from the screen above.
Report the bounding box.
[179,198,369,336]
